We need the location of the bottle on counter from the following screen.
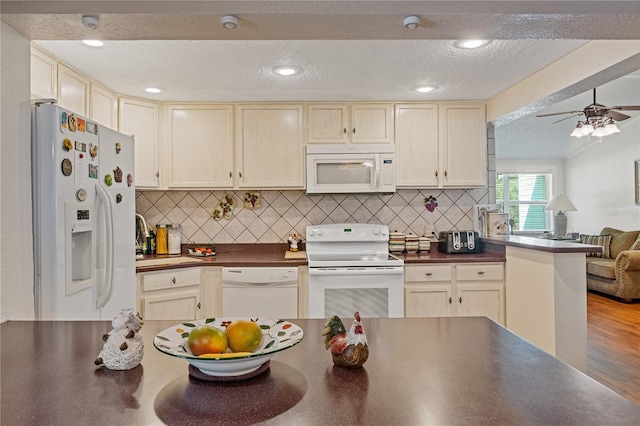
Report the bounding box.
[148,228,156,255]
[156,224,168,255]
[168,224,182,255]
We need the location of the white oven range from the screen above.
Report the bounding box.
[306,223,404,319]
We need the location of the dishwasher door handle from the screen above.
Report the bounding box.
[222,281,298,288]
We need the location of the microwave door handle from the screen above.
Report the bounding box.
[374,160,380,189]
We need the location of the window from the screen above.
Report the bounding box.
[496,173,552,232]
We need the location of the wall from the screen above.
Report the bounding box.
[1,22,35,321]
[136,188,489,244]
[565,117,640,234]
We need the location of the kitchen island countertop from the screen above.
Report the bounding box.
[2,318,639,425]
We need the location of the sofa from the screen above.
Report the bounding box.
[582,227,640,302]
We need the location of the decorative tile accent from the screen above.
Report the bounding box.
[136,189,489,244]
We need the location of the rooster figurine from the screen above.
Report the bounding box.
[323,311,369,368]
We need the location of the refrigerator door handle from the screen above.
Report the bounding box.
[95,184,115,310]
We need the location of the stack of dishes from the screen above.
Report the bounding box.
[404,234,419,253]
[418,236,431,252]
[389,231,406,253]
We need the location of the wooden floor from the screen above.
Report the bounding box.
[587,291,640,406]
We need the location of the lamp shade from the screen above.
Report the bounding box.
[545,194,577,212]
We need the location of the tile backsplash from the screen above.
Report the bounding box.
[135,189,489,244]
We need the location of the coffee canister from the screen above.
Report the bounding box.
[168,224,182,255]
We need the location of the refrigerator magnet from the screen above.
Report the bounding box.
[86,121,98,135]
[104,174,113,186]
[68,114,77,132]
[89,164,98,179]
[127,173,133,187]
[60,112,67,132]
[116,193,123,203]
[63,138,73,151]
[89,143,98,158]
[115,142,121,154]
[113,167,123,183]
[61,158,72,176]
[76,188,87,201]
[77,117,86,132]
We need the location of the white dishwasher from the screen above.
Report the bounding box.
[222,267,298,319]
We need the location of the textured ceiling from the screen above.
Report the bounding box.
[3,0,640,160]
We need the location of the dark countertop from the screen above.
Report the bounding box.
[137,243,506,272]
[2,318,638,425]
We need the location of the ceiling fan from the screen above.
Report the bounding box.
[536,88,640,137]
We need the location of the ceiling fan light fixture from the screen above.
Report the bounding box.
[580,123,594,135]
[591,126,608,138]
[604,121,620,135]
[570,125,584,138]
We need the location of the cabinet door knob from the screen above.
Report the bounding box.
[435,170,438,177]
[171,277,176,285]
[155,171,160,178]
[229,171,232,178]
[449,297,452,304]
[478,271,485,275]
[197,302,201,309]
[352,127,356,134]
[459,296,462,303]
[239,171,242,178]
[343,128,347,134]
[444,170,448,177]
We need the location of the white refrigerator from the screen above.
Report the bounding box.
[32,101,136,320]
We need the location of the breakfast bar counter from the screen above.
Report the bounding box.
[2,318,639,425]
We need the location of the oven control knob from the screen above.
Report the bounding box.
[373,227,380,235]
[380,227,388,235]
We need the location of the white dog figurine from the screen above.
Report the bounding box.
[95,308,144,370]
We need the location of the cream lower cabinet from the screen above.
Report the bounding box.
[137,267,203,320]
[405,262,504,325]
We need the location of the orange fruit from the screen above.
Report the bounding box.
[188,325,228,356]
[226,320,263,352]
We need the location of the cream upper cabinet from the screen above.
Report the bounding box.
[89,83,118,129]
[236,104,304,188]
[30,47,57,100]
[439,103,487,187]
[119,97,160,189]
[395,104,439,187]
[57,63,89,115]
[308,103,394,144]
[166,104,234,189]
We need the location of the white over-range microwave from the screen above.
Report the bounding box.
[305,144,396,194]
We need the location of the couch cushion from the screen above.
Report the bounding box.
[601,227,640,258]
[581,234,612,258]
[587,259,616,280]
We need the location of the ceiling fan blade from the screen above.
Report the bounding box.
[551,113,581,124]
[605,110,631,121]
[609,105,640,111]
[536,110,582,118]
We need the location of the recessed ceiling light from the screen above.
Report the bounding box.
[273,66,301,76]
[221,15,238,29]
[82,40,103,47]
[144,87,162,94]
[454,40,492,49]
[415,86,437,93]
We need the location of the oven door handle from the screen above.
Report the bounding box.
[308,267,403,276]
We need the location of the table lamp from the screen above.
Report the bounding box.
[545,194,577,237]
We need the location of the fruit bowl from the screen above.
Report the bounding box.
[153,317,304,377]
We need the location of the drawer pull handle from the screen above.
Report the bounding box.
[459,297,462,303]
[425,272,433,276]
[478,271,485,275]
[449,297,452,304]
[171,277,176,285]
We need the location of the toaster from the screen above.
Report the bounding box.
[438,231,482,254]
